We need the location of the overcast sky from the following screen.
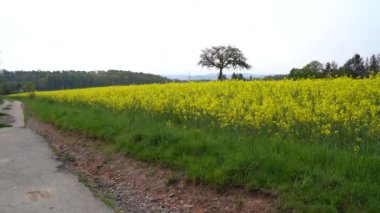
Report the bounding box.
[0,0,379,75]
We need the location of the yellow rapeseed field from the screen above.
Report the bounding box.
[18,76,380,143]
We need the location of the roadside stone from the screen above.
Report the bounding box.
[183,204,194,208]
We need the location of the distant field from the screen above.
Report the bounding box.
[13,77,380,212]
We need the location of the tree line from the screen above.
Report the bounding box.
[289,53,380,79]
[196,46,380,81]
[0,70,170,94]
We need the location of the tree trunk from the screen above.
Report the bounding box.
[218,68,223,81]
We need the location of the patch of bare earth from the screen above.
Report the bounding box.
[27,117,275,213]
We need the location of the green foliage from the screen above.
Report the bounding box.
[231,72,245,80]
[289,53,380,79]
[0,70,171,94]
[21,98,380,212]
[343,54,367,78]
[165,174,181,186]
[28,92,36,100]
[0,123,11,128]
[369,54,379,74]
[101,197,114,207]
[289,60,324,79]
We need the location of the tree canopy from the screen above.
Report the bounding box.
[289,53,380,79]
[198,45,251,80]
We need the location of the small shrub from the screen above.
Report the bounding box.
[165,174,180,186]
[28,92,36,100]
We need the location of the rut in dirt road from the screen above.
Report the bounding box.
[0,100,113,213]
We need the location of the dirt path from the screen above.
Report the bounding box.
[0,100,113,213]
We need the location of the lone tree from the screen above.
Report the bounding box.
[198,45,251,80]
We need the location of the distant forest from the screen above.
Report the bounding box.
[288,53,380,79]
[0,70,171,94]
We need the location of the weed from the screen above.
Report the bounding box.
[56,152,76,163]
[28,92,36,100]
[78,175,88,184]
[234,195,243,210]
[145,168,156,178]
[0,123,12,128]
[0,123,11,128]
[101,197,114,207]
[65,154,76,162]
[165,174,180,187]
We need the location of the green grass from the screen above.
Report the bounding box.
[0,123,11,128]
[21,98,380,212]
[101,197,114,207]
[0,98,4,106]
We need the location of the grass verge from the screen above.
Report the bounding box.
[22,98,380,212]
[0,123,12,128]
